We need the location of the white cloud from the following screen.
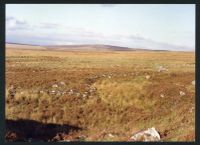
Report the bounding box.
[6,16,194,51]
[6,16,31,31]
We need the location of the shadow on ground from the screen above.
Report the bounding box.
[5,119,82,142]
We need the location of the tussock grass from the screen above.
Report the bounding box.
[6,48,195,141]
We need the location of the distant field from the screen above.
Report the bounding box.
[5,46,195,141]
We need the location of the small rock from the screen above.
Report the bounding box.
[129,127,161,142]
[160,94,165,98]
[191,80,195,86]
[68,90,74,95]
[39,90,44,94]
[157,66,168,72]
[108,133,115,138]
[52,84,58,88]
[189,107,195,113]
[51,90,56,94]
[145,75,151,80]
[60,82,66,86]
[75,135,86,141]
[82,94,87,98]
[89,89,94,93]
[179,91,186,96]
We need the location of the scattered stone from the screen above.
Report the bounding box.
[82,94,88,98]
[75,135,86,141]
[51,90,56,94]
[108,133,115,138]
[59,82,66,86]
[39,90,44,94]
[157,66,168,72]
[145,75,151,80]
[160,94,165,98]
[108,76,111,79]
[179,91,186,96]
[52,84,58,88]
[191,80,195,86]
[129,127,161,142]
[189,106,195,113]
[90,86,96,90]
[68,90,74,95]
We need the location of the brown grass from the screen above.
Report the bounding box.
[6,48,195,141]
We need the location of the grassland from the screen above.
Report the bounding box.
[5,47,195,141]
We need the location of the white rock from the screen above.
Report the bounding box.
[52,84,58,88]
[68,89,74,95]
[108,133,115,138]
[145,75,151,80]
[160,94,165,98]
[157,66,168,72]
[82,94,87,98]
[129,127,161,142]
[51,90,56,94]
[179,91,186,96]
[39,90,44,94]
[189,107,195,113]
[191,80,195,86]
[60,82,66,86]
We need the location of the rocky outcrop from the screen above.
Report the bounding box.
[129,127,161,142]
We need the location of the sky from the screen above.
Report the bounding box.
[6,4,195,51]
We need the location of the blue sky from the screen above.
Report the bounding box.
[6,4,195,51]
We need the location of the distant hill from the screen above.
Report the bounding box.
[6,43,168,52]
[46,44,141,51]
[6,43,47,50]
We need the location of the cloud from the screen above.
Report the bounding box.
[6,15,194,51]
[6,16,31,31]
[39,23,60,29]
